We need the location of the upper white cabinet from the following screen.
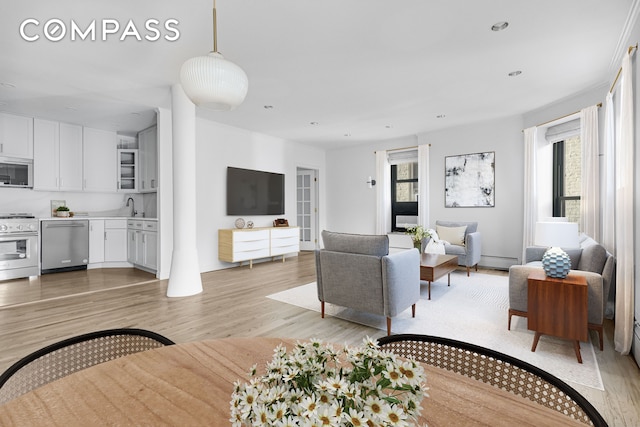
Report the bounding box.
[33,119,83,191]
[83,127,117,192]
[0,113,33,159]
[138,125,157,192]
[117,149,138,192]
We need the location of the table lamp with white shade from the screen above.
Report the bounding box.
[534,221,580,279]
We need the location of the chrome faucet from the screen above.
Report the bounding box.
[126,197,137,217]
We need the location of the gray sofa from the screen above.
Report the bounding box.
[315,230,420,336]
[508,235,616,350]
[435,220,482,276]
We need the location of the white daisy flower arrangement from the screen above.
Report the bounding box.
[230,337,427,426]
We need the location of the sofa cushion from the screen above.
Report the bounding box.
[321,230,389,256]
[436,220,477,235]
[564,248,582,270]
[437,225,467,246]
[578,243,607,274]
[443,244,466,256]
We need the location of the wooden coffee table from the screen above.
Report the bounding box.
[420,253,459,299]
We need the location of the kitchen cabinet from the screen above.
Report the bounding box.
[138,125,157,192]
[0,113,33,159]
[89,220,105,263]
[117,149,138,192]
[83,127,117,192]
[33,119,83,191]
[89,219,128,264]
[127,219,157,272]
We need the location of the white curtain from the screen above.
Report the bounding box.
[579,105,600,240]
[375,150,391,235]
[417,144,430,229]
[522,127,538,263]
[602,93,616,255]
[614,51,635,354]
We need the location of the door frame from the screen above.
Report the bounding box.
[296,167,319,251]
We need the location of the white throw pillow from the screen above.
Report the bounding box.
[436,225,467,246]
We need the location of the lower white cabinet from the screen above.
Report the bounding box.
[89,219,128,264]
[218,227,300,268]
[127,219,158,272]
[88,220,105,263]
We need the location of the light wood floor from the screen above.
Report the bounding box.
[0,252,638,426]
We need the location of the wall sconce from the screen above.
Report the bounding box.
[367,176,377,188]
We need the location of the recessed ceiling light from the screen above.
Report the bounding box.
[0,82,16,89]
[508,70,522,77]
[263,105,274,109]
[491,22,509,31]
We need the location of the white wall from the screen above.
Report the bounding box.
[324,117,524,269]
[325,135,418,234]
[194,118,326,273]
[423,117,524,268]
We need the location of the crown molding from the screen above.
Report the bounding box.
[609,0,640,73]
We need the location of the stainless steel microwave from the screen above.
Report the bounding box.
[0,157,33,188]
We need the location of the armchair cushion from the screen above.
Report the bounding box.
[322,230,389,256]
[578,243,607,274]
[525,247,582,270]
[436,225,467,246]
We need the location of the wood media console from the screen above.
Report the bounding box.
[218,226,300,268]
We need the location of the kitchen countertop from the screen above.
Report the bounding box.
[40,217,157,221]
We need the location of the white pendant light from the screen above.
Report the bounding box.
[180,0,248,110]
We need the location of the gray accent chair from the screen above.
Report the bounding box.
[315,230,420,336]
[508,236,616,351]
[435,220,482,276]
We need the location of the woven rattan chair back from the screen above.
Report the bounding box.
[378,334,607,427]
[0,328,175,405]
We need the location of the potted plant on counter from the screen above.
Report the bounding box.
[55,206,70,217]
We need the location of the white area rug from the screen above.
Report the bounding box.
[267,271,604,391]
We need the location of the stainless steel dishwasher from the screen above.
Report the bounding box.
[41,220,89,274]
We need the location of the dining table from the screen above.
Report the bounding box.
[0,337,586,426]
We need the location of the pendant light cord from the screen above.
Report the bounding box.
[212,0,218,53]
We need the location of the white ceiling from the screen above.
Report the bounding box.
[0,0,635,148]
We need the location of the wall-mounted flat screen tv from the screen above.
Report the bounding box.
[227,167,285,215]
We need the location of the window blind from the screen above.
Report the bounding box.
[387,149,418,165]
[545,119,580,143]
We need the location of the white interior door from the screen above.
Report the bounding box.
[297,168,318,250]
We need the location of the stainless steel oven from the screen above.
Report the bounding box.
[0,214,39,281]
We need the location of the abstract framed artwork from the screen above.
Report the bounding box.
[445,151,495,207]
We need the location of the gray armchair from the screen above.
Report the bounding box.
[315,230,420,335]
[508,238,615,351]
[435,220,482,276]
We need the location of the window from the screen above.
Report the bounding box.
[391,162,418,231]
[552,135,581,223]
